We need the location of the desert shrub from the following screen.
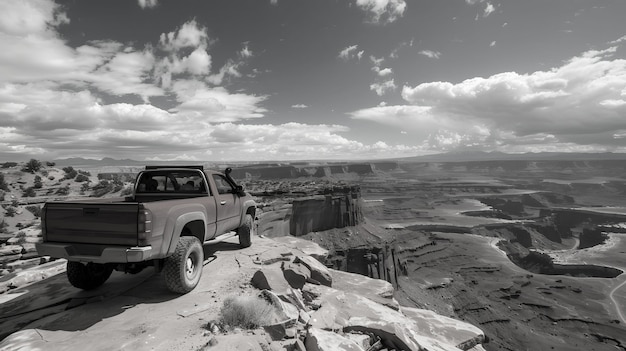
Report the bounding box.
[46,161,55,167]
[219,295,277,329]
[0,219,7,233]
[34,175,43,189]
[91,180,113,197]
[62,167,77,180]
[22,159,42,173]
[4,206,16,217]
[2,162,18,168]
[120,186,134,196]
[13,231,27,245]
[55,185,70,195]
[75,174,89,182]
[78,170,91,176]
[11,200,19,207]
[26,205,42,218]
[23,187,36,197]
[48,176,55,181]
[0,173,8,191]
[80,182,90,193]
[40,170,49,177]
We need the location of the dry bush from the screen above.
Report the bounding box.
[219,295,277,329]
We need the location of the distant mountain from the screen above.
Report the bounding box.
[397,151,626,163]
[53,157,142,167]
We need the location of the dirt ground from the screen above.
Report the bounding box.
[0,236,285,351]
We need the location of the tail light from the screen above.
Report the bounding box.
[137,205,152,246]
[41,204,47,240]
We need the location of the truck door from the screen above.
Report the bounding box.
[211,174,242,234]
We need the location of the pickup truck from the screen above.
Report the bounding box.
[36,166,256,294]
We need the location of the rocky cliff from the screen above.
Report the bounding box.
[0,236,485,351]
[289,186,363,236]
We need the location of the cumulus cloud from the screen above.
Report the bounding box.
[352,47,626,153]
[609,35,626,45]
[292,104,308,109]
[339,45,360,61]
[465,0,497,19]
[355,0,407,24]
[419,50,441,59]
[138,0,158,9]
[370,79,396,96]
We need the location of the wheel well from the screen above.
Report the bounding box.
[246,207,256,218]
[182,220,205,243]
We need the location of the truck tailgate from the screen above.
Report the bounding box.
[44,202,140,246]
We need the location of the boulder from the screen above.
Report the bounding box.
[294,255,332,287]
[272,236,329,260]
[282,262,311,289]
[0,254,22,264]
[252,247,293,266]
[251,268,292,295]
[305,327,365,351]
[344,333,372,349]
[258,289,299,324]
[400,307,485,351]
[308,286,465,351]
[329,269,398,310]
[0,245,23,255]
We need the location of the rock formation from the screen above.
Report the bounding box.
[248,237,485,351]
[290,186,363,236]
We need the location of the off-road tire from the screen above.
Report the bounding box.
[66,261,113,290]
[163,236,204,294]
[237,214,254,248]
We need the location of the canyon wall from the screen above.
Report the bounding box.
[289,186,363,236]
[229,162,398,180]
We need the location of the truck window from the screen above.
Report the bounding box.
[212,174,233,195]
[137,171,208,194]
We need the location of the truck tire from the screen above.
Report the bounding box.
[237,214,254,248]
[163,236,204,294]
[66,262,113,290]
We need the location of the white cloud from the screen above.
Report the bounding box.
[138,0,158,9]
[292,104,308,109]
[370,56,385,66]
[370,79,396,96]
[490,41,496,47]
[484,3,495,17]
[169,80,267,122]
[355,0,407,24]
[352,47,626,153]
[465,0,497,20]
[609,35,626,45]
[159,20,209,52]
[240,43,253,58]
[0,0,280,161]
[339,45,360,61]
[419,50,441,59]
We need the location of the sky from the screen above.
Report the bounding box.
[0,0,625,162]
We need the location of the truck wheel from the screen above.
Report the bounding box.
[66,262,113,290]
[237,214,254,248]
[163,236,204,294]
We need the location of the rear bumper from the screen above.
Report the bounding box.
[36,243,154,263]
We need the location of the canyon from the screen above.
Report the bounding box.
[2,158,626,350]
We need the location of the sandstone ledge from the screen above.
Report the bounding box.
[0,235,484,351]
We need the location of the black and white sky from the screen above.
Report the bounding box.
[1,0,625,161]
